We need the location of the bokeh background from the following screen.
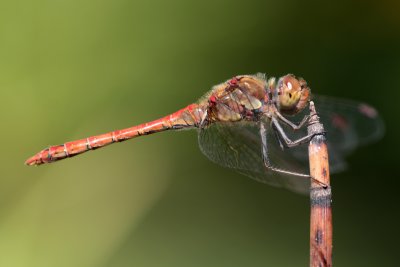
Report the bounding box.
[1,0,399,266]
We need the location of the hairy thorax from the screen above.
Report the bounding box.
[202,75,269,123]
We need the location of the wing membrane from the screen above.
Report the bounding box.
[284,95,385,172]
[198,95,384,194]
[198,120,311,194]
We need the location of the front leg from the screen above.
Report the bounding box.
[275,111,309,130]
[272,117,324,148]
[260,118,328,186]
[259,122,311,178]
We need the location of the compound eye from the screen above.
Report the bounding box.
[278,74,310,115]
[279,75,302,108]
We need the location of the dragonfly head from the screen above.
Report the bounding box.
[275,74,310,115]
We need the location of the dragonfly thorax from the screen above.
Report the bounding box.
[204,75,268,122]
[203,74,310,123]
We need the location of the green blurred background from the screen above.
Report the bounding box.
[1,0,399,266]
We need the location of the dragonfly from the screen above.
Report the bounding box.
[25,74,384,194]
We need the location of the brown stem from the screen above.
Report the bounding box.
[308,101,332,267]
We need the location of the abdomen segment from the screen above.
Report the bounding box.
[25,104,205,166]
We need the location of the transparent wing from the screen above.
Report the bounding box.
[198,120,311,194]
[285,95,385,172]
[197,95,384,194]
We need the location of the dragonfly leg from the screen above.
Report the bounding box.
[272,124,285,150]
[272,117,324,148]
[260,122,329,186]
[259,122,311,178]
[276,111,309,130]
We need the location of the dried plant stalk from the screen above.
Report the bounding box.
[307,101,332,267]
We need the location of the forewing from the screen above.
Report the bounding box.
[282,95,385,172]
[315,94,384,150]
[197,95,384,194]
[198,121,311,194]
[317,95,384,171]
